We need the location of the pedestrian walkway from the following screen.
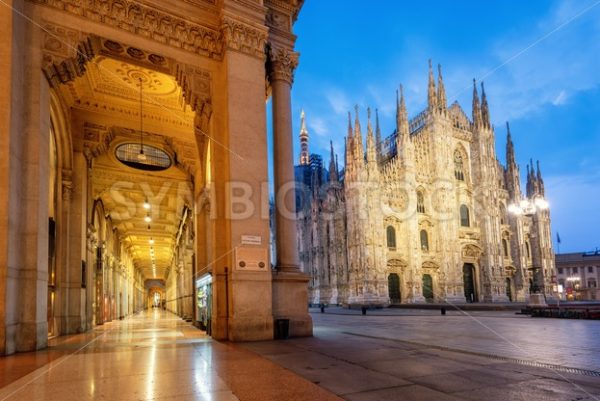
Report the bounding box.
[0,310,340,401]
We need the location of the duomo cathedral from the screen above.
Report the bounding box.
[295,61,555,306]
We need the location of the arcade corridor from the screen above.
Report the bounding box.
[0,311,336,401]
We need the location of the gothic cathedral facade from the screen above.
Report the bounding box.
[296,62,555,306]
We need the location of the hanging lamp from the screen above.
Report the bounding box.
[137,77,147,161]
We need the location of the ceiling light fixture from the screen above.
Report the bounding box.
[149,238,154,245]
[143,198,151,210]
[144,214,152,223]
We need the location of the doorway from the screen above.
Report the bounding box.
[463,263,477,302]
[388,273,401,303]
[422,274,433,301]
[505,277,512,301]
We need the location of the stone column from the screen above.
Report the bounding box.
[269,46,300,271]
[268,46,312,337]
[0,0,26,355]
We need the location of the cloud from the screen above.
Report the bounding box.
[545,171,600,252]
[552,90,568,106]
[308,116,329,137]
[484,1,600,123]
[325,88,351,115]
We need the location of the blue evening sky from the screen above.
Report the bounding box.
[282,0,600,254]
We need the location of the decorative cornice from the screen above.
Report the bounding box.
[267,45,298,84]
[221,16,268,60]
[30,0,223,59]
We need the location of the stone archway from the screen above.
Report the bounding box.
[1,0,308,354]
[387,259,407,304]
[463,263,477,303]
[461,244,483,303]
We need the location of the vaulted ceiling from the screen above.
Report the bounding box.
[61,56,199,279]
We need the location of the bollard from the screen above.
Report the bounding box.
[361,306,367,315]
[441,307,446,315]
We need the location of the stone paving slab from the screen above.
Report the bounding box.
[242,311,600,401]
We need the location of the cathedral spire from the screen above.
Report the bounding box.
[396,88,401,133]
[526,159,537,197]
[347,111,353,140]
[427,59,437,110]
[481,82,491,128]
[437,63,447,110]
[299,109,309,165]
[375,108,382,157]
[536,160,545,196]
[345,112,353,179]
[366,107,377,163]
[472,79,482,128]
[354,105,364,161]
[329,140,338,182]
[506,121,516,165]
[398,85,409,137]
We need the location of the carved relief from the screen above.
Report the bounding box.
[462,244,482,259]
[30,0,224,59]
[221,17,268,60]
[266,9,291,31]
[62,179,73,201]
[42,23,95,88]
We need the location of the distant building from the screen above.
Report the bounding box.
[296,61,555,306]
[555,251,600,301]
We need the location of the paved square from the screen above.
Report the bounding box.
[243,308,600,401]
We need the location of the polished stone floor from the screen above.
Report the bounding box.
[2,308,600,401]
[0,310,339,401]
[242,307,600,401]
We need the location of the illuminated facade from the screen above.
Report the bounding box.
[297,62,555,306]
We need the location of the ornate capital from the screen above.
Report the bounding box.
[221,17,268,60]
[267,46,299,84]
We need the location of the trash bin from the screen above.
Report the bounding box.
[274,318,290,339]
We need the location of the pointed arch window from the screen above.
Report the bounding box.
[386,226,396,249]
[420,230,429,251]
[526,241,531,260]
[460,205,470,227]
[454,151,465,181]
[502,238,509,257]
[417,191,425,213]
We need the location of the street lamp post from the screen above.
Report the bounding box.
[507,195,549,216]
[508,195,550,303]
